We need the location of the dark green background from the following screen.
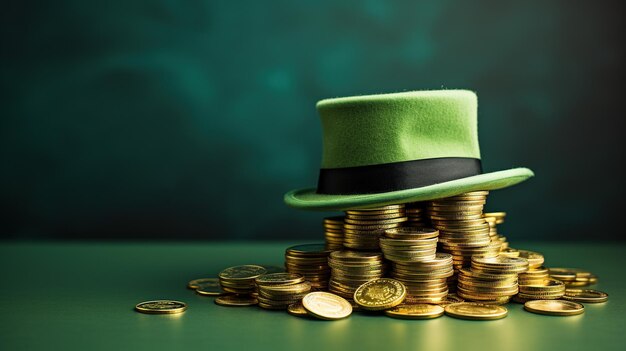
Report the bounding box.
[1,0,624,241]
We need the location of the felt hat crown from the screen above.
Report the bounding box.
[284,90,533,211]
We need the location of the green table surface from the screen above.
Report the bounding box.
[1,241,624,351]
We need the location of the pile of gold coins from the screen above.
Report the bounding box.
[323,216,344,250]
[136,192,609,321]
[284,244,331,290]
[427,192,497,270]
[328,251,385,301]
[343,205,407,250]
[256,273,312,309]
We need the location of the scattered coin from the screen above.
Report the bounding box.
[214,294,259,307]
[287,302,310,317]
[135,300,187,314]
[302,292,352,320]
[187,277,219,290]
[524,299,584,316]
[196,281,225,296]
[562,289,608,303]
[385,304,444,319]
[444,302,508,320]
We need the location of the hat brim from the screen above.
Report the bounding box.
[284,167,534,211]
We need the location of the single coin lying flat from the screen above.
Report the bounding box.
[524,299,584,316]
[135,300,187,314]
[385,304,444,319]
[215,294,258,307]
[444,302,508,320]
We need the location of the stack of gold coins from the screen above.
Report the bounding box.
[219,265,267,295]
[518,266,549,286]
[284,244,332,290]
[457,256,529,304]
[483,212,508,249]
[323,216,345,250]
[380,227,439,262]
[516,279,565,302]
[548,268,598,287]
[343,205,407,250]
[405,202,429,227]
[457,268,518,304]
[391,252,454,303]
[427,191,493,270]
[255,273,312,310]
[328,251,385,300]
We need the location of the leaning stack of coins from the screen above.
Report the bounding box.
[284,244,332,290]
[483,212,509,250]
[219,265,267,295]
[255,273,312,310]
[328,251,385,300]
[405,202,429,228]
[343,205,407,250]
[391,252,454,303]
[427,191,494,270]
[323,216,345,250]
[380,227,438,262]
[457,256,529,304]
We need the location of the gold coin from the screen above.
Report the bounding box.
[562,289,608,303]
[214,294,259,307]
[196,281,225,296]
[302,292,352,320]
[438,294,464,306]
[384,304,444,319]
[219,265,267,280]
[524,299,584,316]
[444,302,508,320]
[187,277,219,290]
[287,302,310,317]
[354,278,406,311]
[135,300,187,314]
[255,273,305,286]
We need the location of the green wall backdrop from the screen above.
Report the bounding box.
[1,0,624,241]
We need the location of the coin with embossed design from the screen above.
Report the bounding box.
[354,278,406,311]
[444,302,508,320]
[302,292,352,320]
[385,304,444,319]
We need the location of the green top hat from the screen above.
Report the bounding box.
[284,89,533,211]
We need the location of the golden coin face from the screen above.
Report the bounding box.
[385,304,444,319]
[285,244,331,256]
[302,292,352,320]
[219,265,267,280]
[354,278,406,311]
[562,289,608,303]
[187,277,219,290]
[135,300,187,314]
[444,302,508,320]
[214,294,259,307]
[255,273,305,286]
[524,299,584,316]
